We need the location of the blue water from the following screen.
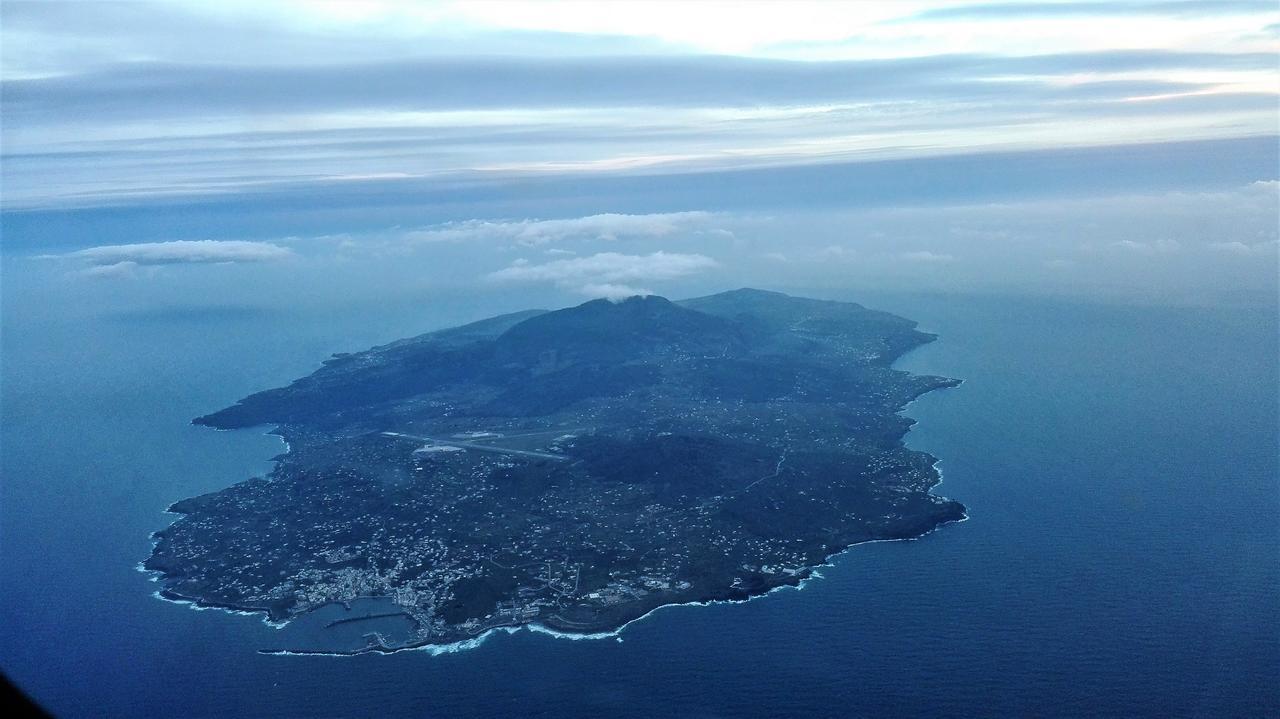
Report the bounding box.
[2,288,1276,718]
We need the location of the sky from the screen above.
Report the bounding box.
[1,0,1277,308]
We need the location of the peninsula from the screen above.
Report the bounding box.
[144,289,965,654]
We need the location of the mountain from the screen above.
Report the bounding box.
[494,294,746,368]
[195,289,935,430]
[158,289,965,655]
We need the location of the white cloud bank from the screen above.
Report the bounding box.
[1110,238,1181,254]
[1208,239,1279,256]
[79,261,145,278]
[52,240,295,266]
[898,250,956,263]
[487,251,719,298]
[404,212,719,246]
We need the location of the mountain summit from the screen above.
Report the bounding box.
[494,294,744,367]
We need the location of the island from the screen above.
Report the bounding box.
[143,288,965,654]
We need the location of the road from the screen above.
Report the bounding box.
[381,431,570,461]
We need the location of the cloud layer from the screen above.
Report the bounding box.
[404,212,717,246]
[16,181,1273,305]
[1,1,1274,210]
[9,51,1274,121]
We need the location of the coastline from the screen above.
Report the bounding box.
[143,449,964,658]
[137,427,296,626]
[145,313,967,658]
[249,421,966,657]
[256,504,968,658]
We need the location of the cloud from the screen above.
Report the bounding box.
[3,1,1275,211]
[1208,239,1278,255]
[1111,238,1181,254]
[899,250,957,263]
[404,212,717,246]
[48,240,295,267]
[78,261,141,279]
[5,60,1274,210]
[9,51,1271,125]
[578,283,655,300]
[820,245,856,259]
[487,251,718,296]
[912,1,1275,21]
[0,1,690,82]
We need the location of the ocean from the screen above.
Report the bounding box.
[2,285,1276,718]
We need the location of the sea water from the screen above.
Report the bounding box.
[2,284,1276,718]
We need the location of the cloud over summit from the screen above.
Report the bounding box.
[487,251,719,298]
